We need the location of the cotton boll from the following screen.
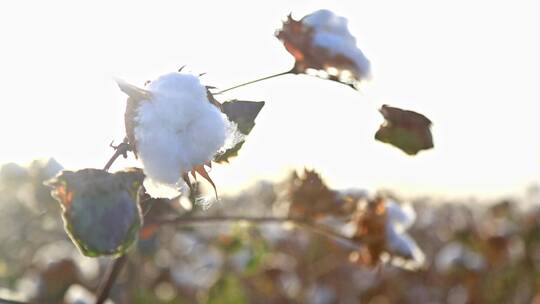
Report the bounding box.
[385,200,416,233]
[384,199,425,268]
[143,177,185,199]
[220,121,246,152]
[302,9,371,78]
[386,223,425,266]
[312,32,370,75]
[131,72,228,198]
[303,9,349,34]
[435,242,486,273]
[179,109,227,168]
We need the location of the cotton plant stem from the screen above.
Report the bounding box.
[94,141,132,304]
[0,297,29,304]
[214,70,293,95]
[156,215,361,250]
[95,255,128,304]
[103,141,131,171]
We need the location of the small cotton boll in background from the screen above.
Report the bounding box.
[435,242,486,273]
[386,222,425,267]
[384,200,425,268]
[133,72,228,198]
[302,9,371,79]
[385,199,416,233]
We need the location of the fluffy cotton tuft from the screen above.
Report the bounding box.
[384,200,425,267]
[133,72,228,198]
[303,9,371,78]
[385,200,416,233]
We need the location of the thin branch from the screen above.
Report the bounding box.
[103,140,131,172]
[213,70,293,95]
[295,221,360,250]
[95,255,128,304]
[0,297,29,304]
[154,215,361,250]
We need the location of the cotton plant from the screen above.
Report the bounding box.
[45,69,265,258]
[42,10,433,289]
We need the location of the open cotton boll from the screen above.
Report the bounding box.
[276,9,372,88]
[385,200,416,233]
[303,9,349,34]
[386,223,425,266]
[133,72,228,198]
[302,9,371,78]
[384,200,425,267]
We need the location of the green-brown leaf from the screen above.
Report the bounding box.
[375,105,434,155]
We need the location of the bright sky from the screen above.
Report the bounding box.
[1,0,540,199]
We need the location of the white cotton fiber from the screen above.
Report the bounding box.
[386,222,425,265]
[133,72,228,198]
[385,200,416,233]
[384,200,425,266]
[303,9,371,78]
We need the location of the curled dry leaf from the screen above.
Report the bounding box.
[214,100,265,164]
[288,169,357,219]
[45,168,144,257]
[375,105,434,155]
[214,141,245,164]
[116,78,152,158]
[350,197,387,266]
[221,100,265,135]
[276,9,371,89]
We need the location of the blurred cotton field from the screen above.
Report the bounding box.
[2,160,540,303]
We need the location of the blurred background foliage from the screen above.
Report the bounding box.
[2,160,540,303]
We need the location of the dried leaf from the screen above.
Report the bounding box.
[214,140,246,164]
[288,169,355,219]
[115,78,152,101]
[45,168,144,257]
[213,100,265,163]
[221,100,265,135]
[276,10,371,89]
[375,105,434,155]
[206,87,223,109]
[192,164,218,199]
[116,79,152,158]
[351,197,387,266]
